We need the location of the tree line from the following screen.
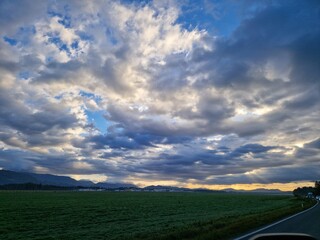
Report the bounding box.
[0,183,75,190]
[293,180,320,198]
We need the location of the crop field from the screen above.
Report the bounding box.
[0,191,311,240]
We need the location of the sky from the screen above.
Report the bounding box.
[0,0,319,191]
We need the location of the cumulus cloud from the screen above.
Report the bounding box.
[0,0,319,188]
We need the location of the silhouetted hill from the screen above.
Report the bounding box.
[142,185,225,193]
[29,173,87,186]
[0,170,290,193]
[96,182,136,189]
[143,185,190,192]
[0,183,75,190]
[0,170,134,189]
[0,170,39,185]
[223,187,290,194]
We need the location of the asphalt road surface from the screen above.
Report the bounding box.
[235,201,320,240]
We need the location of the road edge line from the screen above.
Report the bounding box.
[234,200,319,240]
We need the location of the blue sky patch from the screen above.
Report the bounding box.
[71,40,79,49]
[18,71,31,80]
[86,110,109,133]
[80,90,96,99]
[48,35,71,54]
[3,36,18,46]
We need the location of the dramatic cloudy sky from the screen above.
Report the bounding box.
[0,0,319,190]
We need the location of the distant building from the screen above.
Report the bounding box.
[78,188,101,192]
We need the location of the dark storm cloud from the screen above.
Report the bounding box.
[32,55,131,94]
[31,0,320,146]
[124,131,192,146]
[0,149,36,172]
[175,94,236,128]
[191,0,319,92]
[160,1,320,141]
[0,58,19,73]
[0,83,79,148]
[196,95,235,121]
[157,149,225,166]
[0,148,117,176]
[203,140,320,185]
[84,126,193,151]
[0,0,46,35]
[228,120,266,137]
[88,134,147,150]
[123,142,282,182]
[304,138,320,149]
[105,103,198,137]
[33,60,83,83]
[223,1,319,62]
[0,92,78,136]
[209,164,320,185]
[283,88,320,110]
[230,144,275,157]
[289,32,320,85]
[294,148,319,162]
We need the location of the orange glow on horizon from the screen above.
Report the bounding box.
[184,182,315,192]
[127,178,314,192]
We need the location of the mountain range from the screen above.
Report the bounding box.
[0,169,290,193]
[0,169,135,189]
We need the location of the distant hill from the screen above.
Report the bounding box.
[142,185,288,194]
[142,185,225,193]
[0,170,290,193]
[0,170,38,185]
[95,182,136,189]
[223,187,290,194]
[29,172,88,186]
[143,185,189,192]
[0,170,135,189]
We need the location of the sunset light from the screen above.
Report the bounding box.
[0,0,319,192]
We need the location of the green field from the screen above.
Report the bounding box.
[0,191,312,240]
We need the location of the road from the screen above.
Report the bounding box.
[235,201,320,240]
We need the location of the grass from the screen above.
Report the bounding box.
[0,191,314,240]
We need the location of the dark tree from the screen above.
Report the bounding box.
[293,186,314,198]
[315,180,320,195]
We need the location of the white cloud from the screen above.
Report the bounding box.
[0,0,319,188]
